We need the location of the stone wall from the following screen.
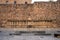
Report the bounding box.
[0,0,32,4]
[0,2,60,28]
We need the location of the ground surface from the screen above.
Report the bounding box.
[0,30,60,40]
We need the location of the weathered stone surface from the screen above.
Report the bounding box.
[0,0,32,4]
[0,1,60,28]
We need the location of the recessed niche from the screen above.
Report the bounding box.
[14,1,16,4]
[25,2,27,4]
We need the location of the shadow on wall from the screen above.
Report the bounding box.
[5,0,28,4]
